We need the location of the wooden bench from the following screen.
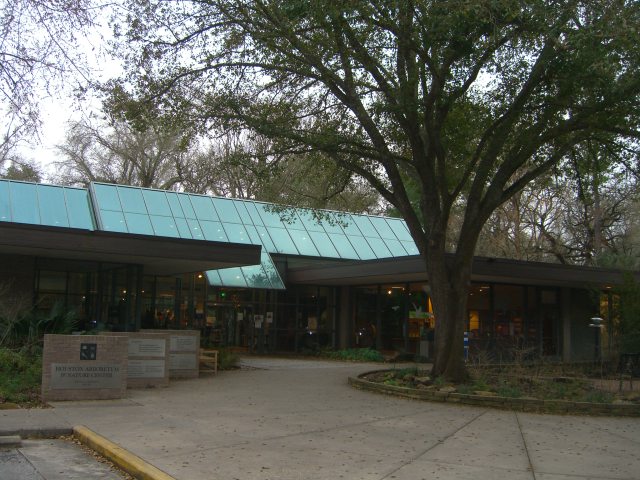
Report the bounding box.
[199,349,219,375]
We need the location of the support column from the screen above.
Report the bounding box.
[562,287,572,363]
[338,286,351,349]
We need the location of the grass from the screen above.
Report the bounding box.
[0,348,43,406]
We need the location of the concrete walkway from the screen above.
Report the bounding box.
[2,357,639,480]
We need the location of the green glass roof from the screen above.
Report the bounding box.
[89,182,420,288]
[0,179,95,230]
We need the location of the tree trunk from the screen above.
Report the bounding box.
[427,253,472,383]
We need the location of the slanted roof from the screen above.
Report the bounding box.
[0,180,261,276]
[89,182,421,289]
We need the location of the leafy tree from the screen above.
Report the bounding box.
[112,0,640,380]
[0,156,42,182]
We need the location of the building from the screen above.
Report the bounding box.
[0,179,631,362]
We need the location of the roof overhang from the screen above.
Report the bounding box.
[0,222,261,276]
[287,254,639,288]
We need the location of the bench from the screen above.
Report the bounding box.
[199,349,219,375]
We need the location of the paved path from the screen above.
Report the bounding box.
[2,357,639,479]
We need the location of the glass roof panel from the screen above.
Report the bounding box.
[254,203,284,227]
[222,222,252,244]
[348,236,377,259]
[383,238,408,257]
[117,186,146,214]
[142,189,172,216]
[232,200,253,225]
[240,263,272,289]
[352,215,379,238]
[165,192,185,218]
[288,229,320,256]
[212,197,242,224]
[174,217,192,239]
[177,193,197,219]
[244,202,264,226]
[336,213,363,236]
[100,210,128,233]
[125,212,154,235]
[206,252,285,290]
[217,267,248,287]
[401,240,420,255]
[327,233,359,259]
[188,219,204,239]
[386,218,414,241]
[200,220,228,242]
[37,184,69,228]
[190,195,218,221]
[65,188,94,229]
[296,209,327,233]
[322,213,347,234]
[369,216,397,240]
[308,231,340,258]
[0,181,10,221]
[266,227,299,254]
[10,181,39,224]
[93,183,122,211]
[260,252,285,289]
[249,225,276,251]
[365,236,392,258]
[205,270,222,285]
[150,215,180,238]
[256,203,305,229]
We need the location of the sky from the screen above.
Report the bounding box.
[14,10,122,176]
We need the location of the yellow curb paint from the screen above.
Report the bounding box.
[73,425,175,480]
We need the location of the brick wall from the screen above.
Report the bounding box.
[41,334,128,401]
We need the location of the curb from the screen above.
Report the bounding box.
[73,425,176,480]
[349,373,640,417]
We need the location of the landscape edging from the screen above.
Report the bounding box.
[348,371,640,417]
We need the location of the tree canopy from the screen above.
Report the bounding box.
[112,0,640,379]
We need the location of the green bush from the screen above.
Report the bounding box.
[0,348,42,404]
[217,348,240,370]
[1,300,78,352]
[324,348,384,362]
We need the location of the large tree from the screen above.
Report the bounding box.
[113,0,640,380]
[0,0,95,163]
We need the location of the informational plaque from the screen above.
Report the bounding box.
[128,338,166,357]
[51,363,122,390]
[169,353,198,370]
[128,360,165,378]
[170,335,198,352]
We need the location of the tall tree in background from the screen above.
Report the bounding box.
[113,0,640,380]
[54,117,191,189]
[476,138,640,266]
[0,0,95,165]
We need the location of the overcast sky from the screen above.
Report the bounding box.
[16,11,122,176]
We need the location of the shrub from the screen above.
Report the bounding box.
[217,348,240,370]
[325,348,384,362]
[0,348,42,404]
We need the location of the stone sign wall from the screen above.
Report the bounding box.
[142,329,200,378]
[42,334,128,401]
[110,332,170,388]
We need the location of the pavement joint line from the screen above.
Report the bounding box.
[73,425,176,480]
[378,409,489,480]
[152,407,466,462]
[515,411,537,480]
